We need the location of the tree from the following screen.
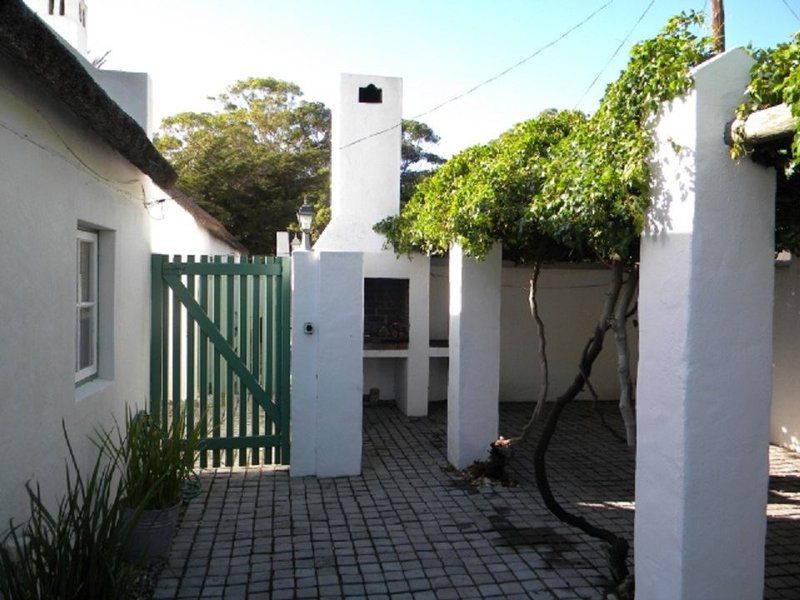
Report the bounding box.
[156,83,444,252]
[400,119,445,205]
[155,78,331,255]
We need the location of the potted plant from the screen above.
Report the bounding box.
[116,410,204,563]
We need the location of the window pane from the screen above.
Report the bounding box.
[78,307,93,370]
[79,240,93,302]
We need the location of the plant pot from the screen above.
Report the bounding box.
[123,502,180,564]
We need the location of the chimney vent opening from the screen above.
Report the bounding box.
[358,84,383,104]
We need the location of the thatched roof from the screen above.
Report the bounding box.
[167,187,249,254]
[0,0,177,188]
[0,1,247,253]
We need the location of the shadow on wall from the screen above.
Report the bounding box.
[646,129,696,236]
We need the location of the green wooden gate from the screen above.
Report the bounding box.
[150,255,290,467]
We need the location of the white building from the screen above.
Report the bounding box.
[0,0,243,527]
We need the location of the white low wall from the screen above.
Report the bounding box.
[0,57,237,528]
[429,260,638,403]
[772,258,800,451]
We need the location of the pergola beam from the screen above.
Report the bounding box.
[726,103,795,148]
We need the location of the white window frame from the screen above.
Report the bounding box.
[75,229,98,383]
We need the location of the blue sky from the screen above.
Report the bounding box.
[89,0,800,157]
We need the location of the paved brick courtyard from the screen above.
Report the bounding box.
[154,401,800,599]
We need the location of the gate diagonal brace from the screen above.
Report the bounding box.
[162,273,280,424]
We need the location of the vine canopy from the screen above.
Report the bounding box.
[376,13,713,263]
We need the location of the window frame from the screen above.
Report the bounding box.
[75,229,98,384]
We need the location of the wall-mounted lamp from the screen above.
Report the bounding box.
[297,201,314,250]
[144,197,167,209]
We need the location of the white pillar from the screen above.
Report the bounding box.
[316,252,364,476]
[290,250,364,477]
[289,249,317,476]
[447,242,502,469]
[636,49,776,600]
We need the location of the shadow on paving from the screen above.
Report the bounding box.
[153,401,800,600]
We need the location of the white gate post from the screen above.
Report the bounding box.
[290,249,364,477]
[447,242,502,469]
[636,49,776,599]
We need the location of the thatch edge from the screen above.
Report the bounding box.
[166,187,249,255]
[0,0,177,188]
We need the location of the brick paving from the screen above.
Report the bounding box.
[154,401,800,599]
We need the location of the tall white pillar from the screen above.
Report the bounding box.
[636,49,776,599]
[447,243,502,469]
[290,250,364,477]
[289,249,318,477]
[316,252,364,476]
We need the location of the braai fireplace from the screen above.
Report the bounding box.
[363,278,409,349]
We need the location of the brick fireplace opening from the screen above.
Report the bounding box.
[364,278,409,349]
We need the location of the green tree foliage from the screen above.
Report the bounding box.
[379,110,585,260]
[378,13,712,264]
[311,119,445,237]
[155,77,331,255]
[401,119,446,205]
[157,80,444,253]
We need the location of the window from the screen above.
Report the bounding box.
[48,0,54,15]
[75,230,98,383]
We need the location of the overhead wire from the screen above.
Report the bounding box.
[780,0,800,23]
[338,0,617,150]
[573,0,656,110]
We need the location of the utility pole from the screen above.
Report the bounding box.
[711,0,726,54]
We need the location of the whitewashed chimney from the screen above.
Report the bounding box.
[316,74,402,253]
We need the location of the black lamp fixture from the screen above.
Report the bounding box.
[296,201,314,250]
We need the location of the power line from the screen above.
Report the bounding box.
[780,0,800,22]
[338,0,617,151]
[574,0,656,110]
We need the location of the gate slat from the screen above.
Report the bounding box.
[172,255,182,428]
[238,260,248,467]
[186,256,195,439]
[212,256,222,468]
[161,265,169,431]
[279,257,291,464]
[150,255,165,420]
[265,258,274,463]
[250,259,261,465]
[225,255,235,466]
[199,256,209,468]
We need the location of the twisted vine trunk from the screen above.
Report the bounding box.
[533,260,631,585]
[612,267,638,446]
[513,259,549,445]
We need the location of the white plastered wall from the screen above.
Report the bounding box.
[447,243,502,469]
[771,258,800,451]
[0,57,237,527]
[636,49,776,599]
[427,259,638,404]
[290,249,364,477]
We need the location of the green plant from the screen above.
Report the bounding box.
[0,423,141,600]
[377,11,711,265]
[733,33,800,173]
[116,410,204,510]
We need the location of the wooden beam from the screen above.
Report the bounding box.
[711,0,725,55]
[725,103,795,148]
